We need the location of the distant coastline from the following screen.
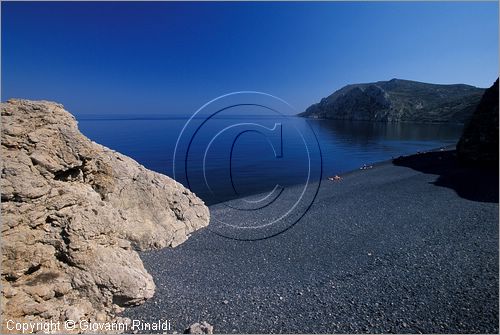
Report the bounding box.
[300,78,484,123]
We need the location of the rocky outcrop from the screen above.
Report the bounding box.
[300,78,484,122]
[1,99,210,332]
[457,79,499,164]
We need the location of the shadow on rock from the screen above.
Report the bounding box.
[393,150,498,203]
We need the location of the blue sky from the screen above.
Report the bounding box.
[2,2,498,116]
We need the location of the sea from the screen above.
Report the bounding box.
[77,115,463,205]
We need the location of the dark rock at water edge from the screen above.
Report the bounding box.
[457,79,499,164]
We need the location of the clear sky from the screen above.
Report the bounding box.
[2,2,498,116]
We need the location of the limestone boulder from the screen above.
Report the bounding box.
[1,99,210,332]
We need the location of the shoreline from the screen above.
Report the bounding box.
[203,144,458,206]
[302,117,468,126]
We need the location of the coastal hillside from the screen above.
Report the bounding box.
[1,99,209,332]
[300,79,484,122]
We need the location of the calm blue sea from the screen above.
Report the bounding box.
[77,115,462,204]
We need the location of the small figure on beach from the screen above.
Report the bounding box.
[328,175,341,181]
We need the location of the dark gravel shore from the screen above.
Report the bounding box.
[125,150,498,333]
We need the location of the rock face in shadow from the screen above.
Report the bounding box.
[300,78,484,123]
[457,79,499,164]
[1,99,210,331]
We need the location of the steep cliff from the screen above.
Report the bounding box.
[457,79,499,163]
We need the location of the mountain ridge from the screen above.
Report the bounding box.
[300,78,485,123]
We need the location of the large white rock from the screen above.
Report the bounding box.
[1,99,210,332]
